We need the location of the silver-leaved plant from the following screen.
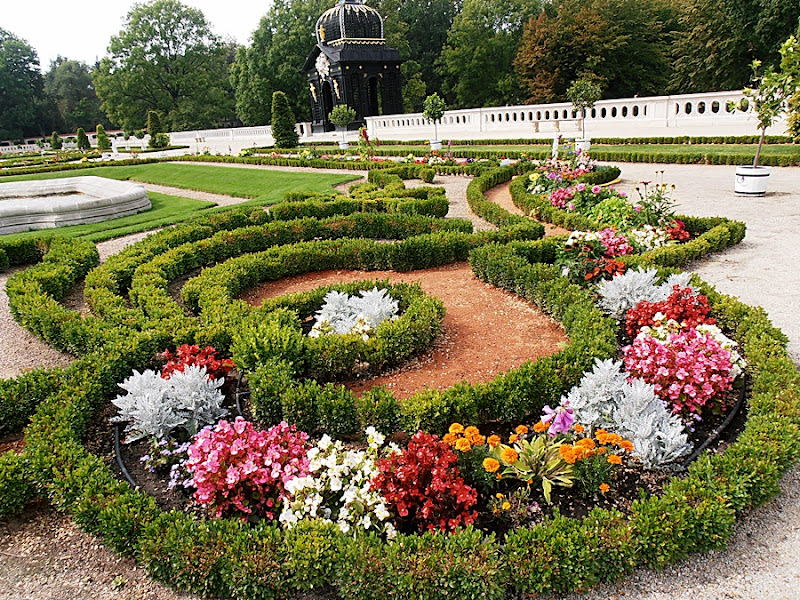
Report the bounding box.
[596,268,696,320]
[564,359,691,468]
[310,287,399,338]
[111,365,227,443]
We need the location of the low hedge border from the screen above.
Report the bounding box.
[4,239,798,598]
[0,165,789,599]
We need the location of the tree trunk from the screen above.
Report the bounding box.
[753,128,766,168]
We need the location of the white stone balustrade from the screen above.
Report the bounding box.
[0,90,790,156]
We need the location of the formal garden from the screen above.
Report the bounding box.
[1,144,798,599]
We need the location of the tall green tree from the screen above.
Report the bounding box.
[0,28,44,139]
[76,127,91,150]
[232,0,329,125]
[669,0,800,92]
[271,90,299,148]
[44,58,110,133]
[515,0,675,102]
[93,0,234,132]
[436,0,542,108]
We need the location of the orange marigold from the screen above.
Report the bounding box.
[573,424,585,434]
[449,422,465,435]
[620,440,634,452]
[500,447,519,464]
[576,437,596,450]
[515,425,529,435]
[607,454,623,465]
[442,432,458,446]
[469,434,486,446]
[483,458,500,473]
[509,434,519,443]
[464,426,480,437]
[606,433,623,446]
[455,438,472,452]
[533,421,547,433]
[559,444,578,464]
[487,435,501,447]
[599,483,610,493]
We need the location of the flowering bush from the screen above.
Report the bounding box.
[625,286,714,337]
[186,418,309,519]
[372,431,477,533]
[666,218,690,242]
[623,328,734,418]
[549,185,576,209]
[280,428,397,538]
[557,230,629,284]
[560,428,635,497]
[627,224,671,252]
[161,344,234,381]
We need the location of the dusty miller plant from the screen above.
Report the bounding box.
[564,359,691,468]
[112,365,227,443]
[310,288,399,338]
[596,268,694,320]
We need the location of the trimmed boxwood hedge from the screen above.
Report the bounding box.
[0,164,796,599]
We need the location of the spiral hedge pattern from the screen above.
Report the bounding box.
[0,163,798,599]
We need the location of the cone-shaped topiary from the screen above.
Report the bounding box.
[75,127,90,151]
[49,131,62,150]
[96,124,111,151]
[271,90,299,148]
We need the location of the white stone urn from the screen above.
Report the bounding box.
[734,165,770,196]
[575,139,591,154]
[338,140,350,150]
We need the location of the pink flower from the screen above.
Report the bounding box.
[576,183,586,192]
[591,185,601,194]
[541,402,575,435]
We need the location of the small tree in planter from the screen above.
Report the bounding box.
[729,35,798,195]
[271,90,299,148]
[96,124,111,151]
[423,93,446,150]
[567,77,602,146]
[329,104,357,149]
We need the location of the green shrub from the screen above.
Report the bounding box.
[0,451,36,518]
[96,124,111,151]
[271,91,299,148]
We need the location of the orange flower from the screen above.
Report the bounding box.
[596,446,607,454]
[599,483,610,494]
[595,430,610,445]
[455,438,472,452]
[449,423,464,435]
[606,433,623,446]
[559,444,577,464]
[483,458,500,473]
[469,434,486,446]
[573,424,585,434]
[509,434,519,443]
[607,454,623,465]
[502,501,511,511]
[442,433,458,446]
[464,426,480,437]
[500,447,519,464]
[515,425,529,435]
[576,437,596,450]
[533,421,547,433]
[620,440,634,452]
[487,435,501,448]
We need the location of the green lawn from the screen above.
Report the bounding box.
[0,192,215,243]
[0,162,359,207]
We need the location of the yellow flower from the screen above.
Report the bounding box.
[449,423,464,435]
[599,483,610,494]
[455,438,472,452]
[515,425,529,435]
[502,501,511,511]
[487,435,501,448]
[483,458,500,473]
[500,447,519,464]
[533,421,547,434]
[608,454,623,465]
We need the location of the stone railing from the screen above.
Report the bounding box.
[1,90,790,156]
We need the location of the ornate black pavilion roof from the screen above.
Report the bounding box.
[315,0,384,46]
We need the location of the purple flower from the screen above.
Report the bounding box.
[541,402,575,435]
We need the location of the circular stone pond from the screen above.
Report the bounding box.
[0,176,151,235]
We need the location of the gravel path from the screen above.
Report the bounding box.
[2,164,800,599]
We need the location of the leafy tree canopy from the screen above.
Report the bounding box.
[0,28,44,139]
[437,0,542,108]
[515,0,675,103]
[44,57,111,133]
[93,0,233,132]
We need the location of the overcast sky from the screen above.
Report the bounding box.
[3,0,271,70]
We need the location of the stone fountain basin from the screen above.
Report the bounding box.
[0,176,151,235]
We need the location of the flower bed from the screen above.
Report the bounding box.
[1,165,797,599]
